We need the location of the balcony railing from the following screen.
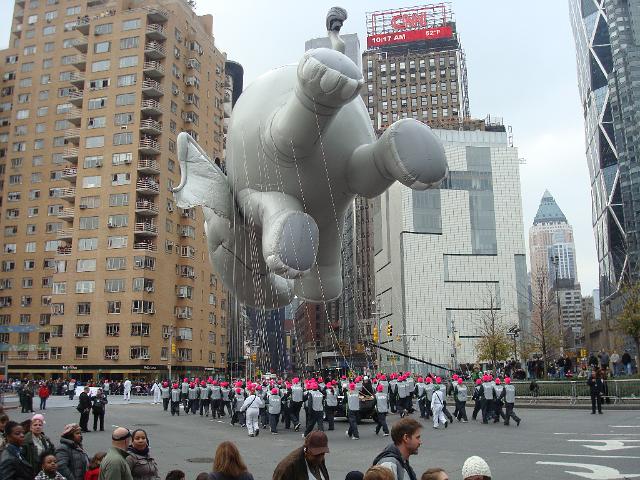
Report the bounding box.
[144,41,166,60]
[139,119,162,135]
[137,158,160,174]
[135,200,159,215]
[62,167,78,181]
[74,17,91,34]
[134,222,158,236]
[59,187,76,202]
[140,99,163,116]
[69,72,85,87]
[146,24,166,41]
[141,79,164,97]
[57,208,75,220]
[68,90,84,107]
[136,179,160,194]
[62,147,79,162]
[66,107,82,126]
[56,245,73,255]
[133,241,157,252]
[69,54,87,70]
[143,61,165,79]
[145,6,169,23]
[71,38,88,53]
[56,229,73,240]
[138,138,161,155]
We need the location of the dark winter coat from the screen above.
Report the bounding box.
[0,444,35,480]
[125,449,160,480]
[272,446,329,480]
[372,443,417,480]
[55,437,89,480]
[22,431,56,473]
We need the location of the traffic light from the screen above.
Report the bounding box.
[373,326,379,342]
[387,323,393,336]
[251,353,257,362]
[171,343,176,354]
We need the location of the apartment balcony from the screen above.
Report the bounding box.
[146,7,169,23]
[12,24,22,37]
[136,179,160,195]
[144,42,166,60]
[134,222,158,237]
[69,72,85,88]
[140,99,163,117]
[59,188,76,202]
[14,8,24,22]
[56,244,73,256]
[61,167,78,181]
[70,54,87,70]
[141,79,164,98]
[66,107,82,126]
[87,0,107,6]
[71,38,88,53]
[64,129,80,145]
[146,24,166,41]
[57,208,75,221]
[137,158,160,174]
[68,90,84,107]
[139,119,162,135]
[15,0,25,7]
[138,138,161,155]
[133,241,157,252]
[135,200,159,216]
[74,17,90,35]
[56,229,74,241]
[62,147,79,163]
[143,61,165,80]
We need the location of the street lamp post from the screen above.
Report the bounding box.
[551,255,564,356]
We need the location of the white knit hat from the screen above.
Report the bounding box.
[462,456,492,479]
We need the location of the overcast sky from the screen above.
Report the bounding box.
[0,0,599,295]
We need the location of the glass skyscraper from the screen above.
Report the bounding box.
[569,0,640,311]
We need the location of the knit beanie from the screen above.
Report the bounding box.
[462,456,492,479]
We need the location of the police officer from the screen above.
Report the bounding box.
[324,381,338,431]
[231,387,246,427]
[425,377,435,419]
[280,381,291,429]
[471,378,483,421]
[389,374,398,413]
[210,380,221,418]
[220,381,232,417]
[503,377,521,426]
[453,378,468,422]
[493,378,506,423]
[396,376,410,418]
[374,383,390,436]
[267,387,282,434]
[481,375,494,424]
[187,382,198,414]
[415,377,427,418]
[180,378,189,412]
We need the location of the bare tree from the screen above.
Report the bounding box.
[474,288,512,372]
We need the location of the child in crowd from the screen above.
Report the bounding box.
[34,453,66,480]
[83,451,106,480]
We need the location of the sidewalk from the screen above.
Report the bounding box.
[2,393,155,410]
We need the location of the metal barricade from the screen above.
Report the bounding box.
[512,378,640,405]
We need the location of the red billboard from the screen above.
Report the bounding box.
[367,26,453,49]
[366,4,453,48]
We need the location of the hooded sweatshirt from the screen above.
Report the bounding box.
[372,443,417,480]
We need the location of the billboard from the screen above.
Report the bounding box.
[366,4,454,49]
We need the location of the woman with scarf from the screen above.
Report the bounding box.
[22,413,56,473]
[126,429,160,480]
[0,420,34,479]
[55,423,89,480]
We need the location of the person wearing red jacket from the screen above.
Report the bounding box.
[38,383,50,410]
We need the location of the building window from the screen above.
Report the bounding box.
[106,324,120,336]
[75,346,88,359]
[76,303,91,315]
[107,300,121,314]
[105,279,125,293]
[131,322,150,336]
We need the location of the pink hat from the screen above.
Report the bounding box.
[381,375,387,380]
[349,382,356,390]
[476,379,482,385]
[162,382,168,388]
[505,377,511,384]
[376,384,384,392]
[200,381,206,387]
[457,378,463,385]
[255,385,262,391]
[31,413,45,424]
[235,381,243,388]
[235,388,242,394]
[495,378,501,385]
[341,375,347,380]
[435,377,442,384]
[172,383,178,389]
[318,377,324,383]
[271,388,278,394]
[189,382,195,388]
[452,374,459,380]
[183,378,188,382]
[417,377,423,383]
[426,377,432,383]
[221,382,228,387]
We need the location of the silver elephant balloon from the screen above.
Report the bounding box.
[172,7,448,309]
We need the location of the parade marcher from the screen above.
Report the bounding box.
[372,418,422,480]
[231,387,246,427]
[267,388,282,434]
[453,379,468,422]
[379,375,389,395]
[481,375,494,424]
[240,386,264,437]
[126,429,160,480]
[273,431,330,480]
[430,385,448,429]
[449,375,459,418]
[374,383,390,436]
[346,382,360,440]
[210,380,222,418]
[324,381,338,431]
[77,387,92,433]
[170,383,181,416]
[280,382,292,429]
[471,379,482,421]
[257,385,268,428]
[290,377,304,432]
[56,424,89,480]
[436,377,453,423]
[123,378,132,402]
[91,388,108,432]
[180,378,189,410]
[22,414,55,474]
[160,382,170,412]
[0,421,34,480]
[389,374,398,413]
[199,381,211,416]
[100,427,133,480]
[415,377,427,419]
[587,369,605,414]
[221,382,232,418]
[303,382,325,436]
[492,378,506,423]
[396,376,410,418]
[103,379,110,396]
[503,377,521,426]
[68,379,76,401]
[150,381,161,405]
[187,382,198,415]
[38,383,50,411]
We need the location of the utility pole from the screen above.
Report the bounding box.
[551,255,564,356]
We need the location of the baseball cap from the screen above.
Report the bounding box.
[304,431,329,455]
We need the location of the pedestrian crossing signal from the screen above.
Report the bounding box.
[373,326,379,342]
[387,324,392,336]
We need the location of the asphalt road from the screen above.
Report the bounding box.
[6,395,640,480]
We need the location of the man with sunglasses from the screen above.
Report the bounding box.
[99,427,133,480]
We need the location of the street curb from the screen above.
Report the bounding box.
[517,403,640,410]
